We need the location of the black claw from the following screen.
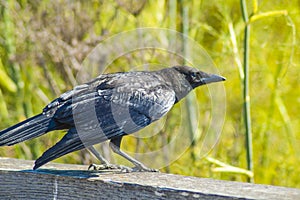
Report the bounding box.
[88,163,97,170]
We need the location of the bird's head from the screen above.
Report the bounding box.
[173,66,225,89]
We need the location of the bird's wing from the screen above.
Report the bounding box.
[47,72,176,137]
[106,82,176,135]
[53,76,176,141]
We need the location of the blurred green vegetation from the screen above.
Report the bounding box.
[0,0,299,188]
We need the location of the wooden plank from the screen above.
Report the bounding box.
[0,157,299,199]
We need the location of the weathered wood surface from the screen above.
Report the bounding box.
[0,157,299,200]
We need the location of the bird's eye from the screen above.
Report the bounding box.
[191,73,197,80]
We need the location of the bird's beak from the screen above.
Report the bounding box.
[201,74,226,84]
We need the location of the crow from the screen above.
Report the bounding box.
[0,66,225,171]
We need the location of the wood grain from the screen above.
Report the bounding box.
[0,157,299,199]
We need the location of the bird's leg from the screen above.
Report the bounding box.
[110,137,159,172]
[87,146,112,170]
[87,146,131,172]
[88,146,110,165]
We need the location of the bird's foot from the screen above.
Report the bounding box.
[88,163,132,172]
[88,163,159,173]
[88,163,116,170]
[131,164,159,172]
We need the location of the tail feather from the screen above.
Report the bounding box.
[0,114,52,146]
[33,128,85,169]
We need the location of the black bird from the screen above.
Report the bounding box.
[0,66,225,171]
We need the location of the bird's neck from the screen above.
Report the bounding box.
[159,68,193,103]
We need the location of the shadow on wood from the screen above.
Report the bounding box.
[0,157,299,199]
